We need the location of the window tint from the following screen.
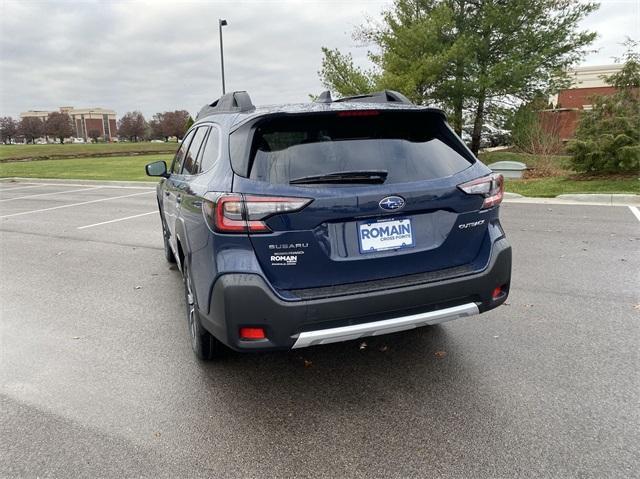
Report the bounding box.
[245,111,474,185]
[182,126,209,175]
[171,129,195,174]
[199,126,220,172]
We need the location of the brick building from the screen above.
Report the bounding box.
[541,64,622,140]
[20,107,117,141]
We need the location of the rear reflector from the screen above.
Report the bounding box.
[202,193,311,234]
[458,173,504,209]
[239,327,266,340]
[492,285,507,300]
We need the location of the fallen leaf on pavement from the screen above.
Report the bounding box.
[434,351,447,359]
[303,359,313,368]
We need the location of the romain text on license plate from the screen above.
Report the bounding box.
[358,218,414,253]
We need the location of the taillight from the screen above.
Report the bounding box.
[458,173,504,209]
[202,193,311,233]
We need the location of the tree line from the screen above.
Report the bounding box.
[0,113,75,144]
[0,110,194,144]
[116,110,193,142]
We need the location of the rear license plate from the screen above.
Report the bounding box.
[358,218,414,253]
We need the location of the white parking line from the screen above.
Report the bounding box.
[0,184,49,192]
[629,206,640,222]
[77,211,157,230]
[0,191,154,219]
[0,186,103,203]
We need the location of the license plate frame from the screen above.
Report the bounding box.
[358,217,415,254]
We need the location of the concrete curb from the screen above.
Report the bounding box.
[0,177,157,188]
[503,192,639,206]
[504,192,524,199]
[556,193,640,206]
[504,197,621,207]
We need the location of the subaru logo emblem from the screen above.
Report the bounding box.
[379,196,405,211]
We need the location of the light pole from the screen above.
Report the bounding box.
[219,19,228,94]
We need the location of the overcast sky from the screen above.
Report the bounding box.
[0,0,637,119]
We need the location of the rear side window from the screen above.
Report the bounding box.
[182,126,209,175]
[199,126,220,172]
[170,129,195,174]
[243,111,473,185]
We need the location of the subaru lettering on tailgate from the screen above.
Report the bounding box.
[359,218,414,253]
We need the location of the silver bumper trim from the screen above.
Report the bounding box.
[291,302,479,349]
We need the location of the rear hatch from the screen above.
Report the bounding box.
[230,109,492,291]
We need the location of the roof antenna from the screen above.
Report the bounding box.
[315,91,333,103]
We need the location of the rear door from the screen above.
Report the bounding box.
[164,129,195,246]
[232,110,491,291]
[178,124,211,227]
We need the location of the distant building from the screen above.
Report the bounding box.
[541,64,622,140]
[20,106,117,141]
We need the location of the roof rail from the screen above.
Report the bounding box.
[196,91,255,120]
[334,90,413,105]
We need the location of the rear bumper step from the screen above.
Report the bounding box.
[291,302,479,348]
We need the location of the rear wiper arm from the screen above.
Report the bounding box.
[290,170,388,185]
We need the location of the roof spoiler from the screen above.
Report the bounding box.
[314,90,413,105]
[196,91,255,120]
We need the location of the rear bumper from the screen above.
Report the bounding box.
[200,238,511,351]
[291,302,479,348]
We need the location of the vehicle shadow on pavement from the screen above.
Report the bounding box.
[188,326,516,476]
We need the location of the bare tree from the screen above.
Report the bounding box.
[117,111,147,142]
[513,106,564,157]
[45,112,74,144]
[168,110,191,141]
[149,114,167,141]
[18,117,44,144]
[151,110,191,142]
[0,117,18,144]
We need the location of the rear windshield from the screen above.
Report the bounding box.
[240,111,474,185]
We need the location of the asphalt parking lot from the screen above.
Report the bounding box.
[1,179,638,478]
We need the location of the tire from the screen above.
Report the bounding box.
[183,261,227,360]
[160,214,176,264]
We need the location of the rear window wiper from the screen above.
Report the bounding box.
[289,170,388,185]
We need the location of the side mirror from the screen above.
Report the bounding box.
[145,161,168,178]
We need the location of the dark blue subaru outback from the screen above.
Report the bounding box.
[146,90,511,360]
